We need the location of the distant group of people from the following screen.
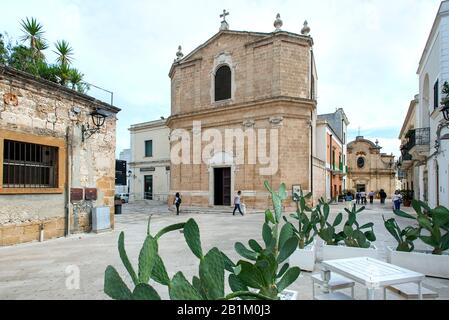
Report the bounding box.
[171,190,245,216]
[173,188,403,216]
[345,189,389,206]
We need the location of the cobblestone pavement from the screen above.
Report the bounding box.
[0,200,448,300]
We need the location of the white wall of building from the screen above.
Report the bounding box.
[416,1,449,207]
[129,120,171,202]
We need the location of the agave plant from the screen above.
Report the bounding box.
[338,204,376,248]
[54,40,74,66]
[104,181,300,300]
[313,199,343,245]
[382,215,419,252]
[394,200,449,255]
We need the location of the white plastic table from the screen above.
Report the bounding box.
[321,257,425,300]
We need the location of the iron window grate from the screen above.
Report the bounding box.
[2,140,58,188]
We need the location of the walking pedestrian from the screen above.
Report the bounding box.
[233,191,244,216]
[173,192,182,215]
[355,191,361,205]
[369,191,375,204]
[379,189,387,204]
[392,190,403,211]
[360,191,367,205]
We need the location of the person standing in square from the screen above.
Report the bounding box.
[233,191,244,216]
[173,192,182,215]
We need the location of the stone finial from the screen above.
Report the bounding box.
[301,20,311,36]
[175,45,184,62]
[376,139,379,146]
[220,9,230,31]
[274,13,283,32]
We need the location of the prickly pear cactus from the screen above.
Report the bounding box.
[104,181,300,300]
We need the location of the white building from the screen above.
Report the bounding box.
[129,119,171,202]
[399,1,449,208]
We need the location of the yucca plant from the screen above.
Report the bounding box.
[20,17,46,51]
[54,40,74,66]
[104,181,300,300]
[394,200,449,255]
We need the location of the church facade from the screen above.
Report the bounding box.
[167,16,319,209]
[347,136,396,198]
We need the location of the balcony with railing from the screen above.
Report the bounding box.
[331,162,347,176]
[398,152,413,170]
[404,128,430,161]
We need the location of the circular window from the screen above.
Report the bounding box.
[357,157,365,168]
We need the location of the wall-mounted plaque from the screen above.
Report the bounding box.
[70,188,84,203]
[292,185,302,200]
[85,188,98,201]
[140,167,156,172]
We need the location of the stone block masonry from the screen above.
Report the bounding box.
[167,29,317,210]
[0,66,120,246]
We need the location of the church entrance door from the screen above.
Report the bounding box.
[214,167,231,206]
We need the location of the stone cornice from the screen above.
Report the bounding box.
[129,119,168,132]
[0,65,121,114]
[129,159,171,167]
[166,96,316,127]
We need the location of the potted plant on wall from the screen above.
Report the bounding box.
[385,200,449,279]
[284,191,318,272]
[319,204,379,261]
[400,190,413,207]
[442,81,449,108]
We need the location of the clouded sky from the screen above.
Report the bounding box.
[1,0,443,157]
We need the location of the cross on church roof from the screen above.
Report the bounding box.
[220,9,229,22]
[219,9,230,31]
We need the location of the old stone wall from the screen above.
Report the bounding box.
[0,67,118,246]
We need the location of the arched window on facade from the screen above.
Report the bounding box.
[215,65,232,102]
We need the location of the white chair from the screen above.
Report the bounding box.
[311,273,355,299]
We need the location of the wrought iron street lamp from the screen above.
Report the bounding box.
[81,108,112,142]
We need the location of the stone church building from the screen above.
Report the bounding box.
[167,15,320,209]
[347,136,396,198]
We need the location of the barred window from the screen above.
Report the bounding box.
[2,140,58,188]
[215,65,232,102]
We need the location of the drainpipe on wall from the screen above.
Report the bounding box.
[310,112,314,200]
[436,160,440,206]
[330,134,333,201]
[65,126,72,237]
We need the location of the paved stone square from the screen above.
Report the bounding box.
[0,201,448,300]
